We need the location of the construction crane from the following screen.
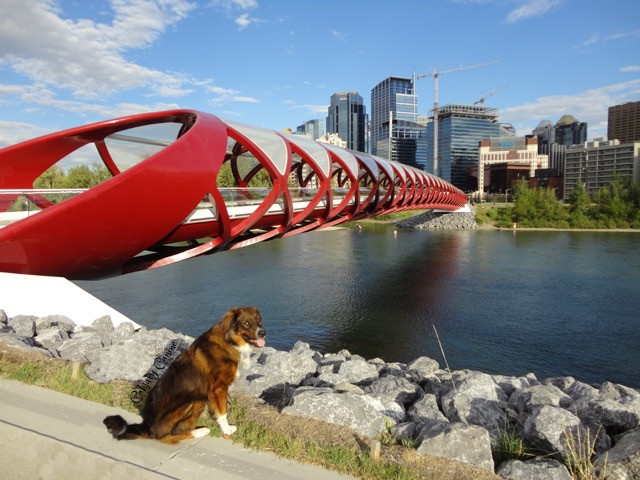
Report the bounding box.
[417,61,498,177]
[474,84,509,105]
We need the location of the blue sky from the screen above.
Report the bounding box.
[1,0,639,149]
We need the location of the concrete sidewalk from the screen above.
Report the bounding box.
[0,378,353,480]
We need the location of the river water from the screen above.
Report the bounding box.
[76,225,640,388]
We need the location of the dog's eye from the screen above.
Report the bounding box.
[242,321,250,327]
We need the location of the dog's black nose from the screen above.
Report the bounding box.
[258,328,266,338]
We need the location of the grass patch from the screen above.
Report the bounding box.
[0,347,137,411]
[491,424,533,465]
[562,425,607,480]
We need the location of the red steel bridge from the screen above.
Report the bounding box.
[0,110,467,280]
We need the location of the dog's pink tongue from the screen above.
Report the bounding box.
[254,338,266,348]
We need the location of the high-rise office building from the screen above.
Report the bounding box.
[370,76,427,169]
[326,92,367,152]
[295,119,323,140]
[530,115,586,175]
[427,104,500,191]
[608,101,640,143]
[555,115,587,146]
[532,120,564,174]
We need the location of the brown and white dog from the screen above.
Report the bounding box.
[103,306,266,444]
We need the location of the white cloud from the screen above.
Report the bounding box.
[0,120,49,148]
[620,65,640,73]
[235,13,253,29]
[231,96,260,103]
[210,0,258,10]
[207,85,259,106]
[331,30,346,41]
[584,28,640,47]
[289,104,329,116]
[505,0,563,23]
[501,79,640,139]
[210,0,261,29]
[0,0,197,99]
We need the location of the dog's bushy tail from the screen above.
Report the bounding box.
[103,415,150,440]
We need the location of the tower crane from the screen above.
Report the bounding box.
[417,61,498,177]
[474,84,509,105]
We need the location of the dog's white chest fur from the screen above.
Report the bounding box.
[234,344,253,380]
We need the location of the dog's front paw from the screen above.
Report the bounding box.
[217,414,237,436]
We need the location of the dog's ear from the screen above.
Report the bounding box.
[219,308,239,333]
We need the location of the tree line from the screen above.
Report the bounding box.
[487,176,640,229]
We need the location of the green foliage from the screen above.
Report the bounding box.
[492,424,532,465]
[590,175,636,228]
[495,176,639,229]
[569,181,591,215]
[509,178,568,227]
[34,163,111,189]
[33,165,66,189]
[216,161,273,188]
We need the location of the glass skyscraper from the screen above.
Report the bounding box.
[370,76,427,169]
[427,104,500,191]
[555,115,587,146]
[326,92,367,153]
[295,119,323,140]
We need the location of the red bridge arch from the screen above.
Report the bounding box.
[0,110,467,279]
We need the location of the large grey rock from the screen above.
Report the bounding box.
[523,405,590,460]
[255,346,318,385]
[0,332,34,347]
[110,321,136,344]
[416,421,494,471]
[390,422,418,442]
[236,345,319,407]
[0,332,51,356]
[497,458,573,480]
[406,356,440,384]
[0,309,7,324]
[336,358,379,385]
[509,384,574,416]
[595,428,640,480]
[364,375,422,405]
[407,393,449,429]
[441,370,507,431]
[571,392,640,434]
[544,376,577,392]
[565,380,600,401]
[283,388,387,438]
[58,331,105,362]
[83,329,192,383]
[316,353,346,373]
[8,315,37,337]
[493,374,533,397]
[35,315,76,335]
[34,327,69,352]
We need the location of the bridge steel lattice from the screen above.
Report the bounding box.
[0,110,467,280]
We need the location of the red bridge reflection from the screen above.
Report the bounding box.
[0,110,467,279]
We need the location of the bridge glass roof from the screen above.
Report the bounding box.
[321,144,359,179]
[283,134,331,177]
[225,120,288,176]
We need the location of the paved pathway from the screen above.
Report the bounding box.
[0,378,353,480]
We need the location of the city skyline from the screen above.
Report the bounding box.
[1,0,639,153]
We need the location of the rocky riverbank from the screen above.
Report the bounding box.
[1,310,639,479]
[395,211,478,229]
